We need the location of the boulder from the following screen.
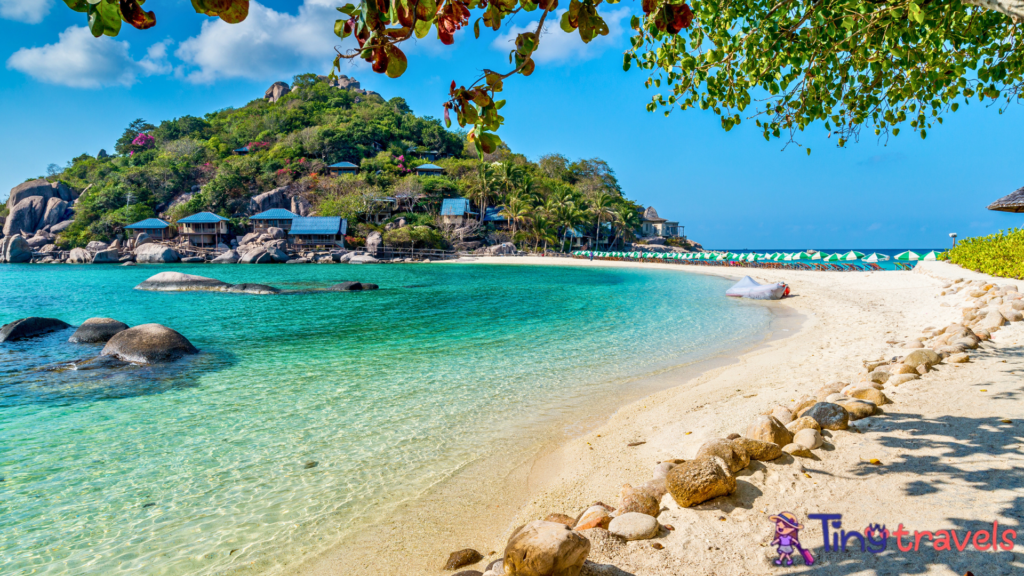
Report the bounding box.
[92,248,120,264]
[39,243,58,253]
[615,484,660,517]
[226,283,281,295]
[266,227,286,240]
[266,246,289,263]
[782,443,813,458]
[264,81,290,103]
[793,428,823,450]
[349,254,380,264]
[574,506,612,531]
[503,521,589,576]
[902,349,941,370]
[211,249,240,263]
[948,353,970,363]
[85,241,109,252]
[135,243,181,264]
[3,196,45,236]
[847,387,889,405]
[69,318,130,343]
[25,234,48,249]
[329,281,366,291]
[135,272,232,292]
[0,317,72,342]
[696,438,750,473]
[979,311,1007,330]
[67,247,93,264]
[803,402,850,430]
[888,374,920,386]
[239,232,260,246]
[445,549,484,570]
[890,363,917,375]
[836,399,877,420]
[248,186,288,214]
[770,407,794,425]
[100,323,198,364]
[792,396,818,418]
[867,369,890,385]
[744,415,793,447]
[816,382,847,401]
[240,249,273,264]
[0,235,32,263]
[180,256,205,263]
[544,514,576,528]
[41,198,68,229]
[50,219,74,234]
[607,513,659,541]
[7,179,53,209]
[730,437,782,461]
[486,242,517,255]
[665,455,736,507]
[365,231,382,255]
[291,196,312,216]
[53,181,74,202]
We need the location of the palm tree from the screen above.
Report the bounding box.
[500,196,531,243]
[495,162,523,198]
[557,205,585,253]
[589,192,615,252]
[467,163,497,224]
[609,207,641,250]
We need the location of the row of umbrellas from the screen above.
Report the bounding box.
[572,250,942,262]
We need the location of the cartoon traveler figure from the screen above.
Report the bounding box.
[770,512,814,566]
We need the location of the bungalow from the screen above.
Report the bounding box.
[177,212,230,248]
[327,161,359,176]
[289,216,347,248]
[440,197,476,226]
[483,206,509,230]
[124,218,172,240]
[232,146,249,156]
[640,206,683,239]
[250,209,299,233]
[408,147,443,162]
[414,163,444,176]
[365,197,397,224]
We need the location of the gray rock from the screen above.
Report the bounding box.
[485,242,516,255]
[226,283,280,295]
[264,81,290,103]
[211,249,240,263]
[135,244,181,264]
[291,196,311,216]
[239,232,260,246]
[348,254,379,264]
[100,323,198,364]
[7,179,53,209]
[0,235,32,263]
[92,248,120,264]
[50,219,74,233]
[248,186,288,214]
[266,227,286,240]
[133,232,152,247]
[802,402,850,430]
[41,198,68,229]
[85,241,109,252]
[0,317,72,342]
[53,181,74,202]
[3,196,45,236]
[793,428,823,450]
[266,246,289,263]
[69,318,130,343]
[67,247,93,264]
[607,512,659,541]
[365,231,382,255]
[240,249,273,264]
[287,258,310,264]
[180,256,205,263]
[135,272,231,292]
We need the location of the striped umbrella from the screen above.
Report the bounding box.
[894,251,921,261]
[841,250,865,260]
[922,251,940,261]
[810,252,822,260]
[863,253,890,262]
[822,253,842,262]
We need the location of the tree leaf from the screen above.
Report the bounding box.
[385,44,408,79]
[119,0,156,30]
[191,0,249,24]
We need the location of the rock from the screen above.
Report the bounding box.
[485,242,517,256]
[7,179,54,209]
[545,514,576,528]
[574,506,612,531]
[287,258,310,264]
[291,195,312,216]
[445,549,484,570]
[51,219,74,233]
[329,282,365,291]
[665,455,736,508]
[132,232,152,247]
[3,196,45,236]
[793,428,823,450]
[264,81,290,103]
[503,521,589,576]
[67,247,92,264]
[239,249,273,264]
[92,248,120,264]
[890,363,917,375]
[792,396,818,418]
[135,243,181,264]
[266,246,289,263]
[100,323,198,364]
[365,231,382,255]
[227,283,281,295]
[802,402,850,430]
[607,513,659,541]
[337,252,354,263]
[902,349,941,370]
[239,232,260,246]
[349,254,380,264]
[782,443,813,458]
[770,407,794,424]
[39,243,58,253]
[825,393,849,403]
[916,363,930,375]
[25,234,50,250]
[85,241,109,252]
[980,311,1007,330]
[952,337,980,350]
[135,272,231,292]
[455,572,484,576]
[266,227,286,240]
[696,438,750,473]
[0,317,72,342]
[616,484,660,517]
[211,249,240,263]
[837,399,877,420]
[180,256,205,263]
[248,186,288,214]
[744,415,793,447]
[731,437,782,461]
[867,369,890,385]
[888,374,920,386]
[847,387,889,405]
[53,181,74,202]
[69,318,130,343]
[41,197,68,228]
[948,353,970,363]
[0,235,32,263]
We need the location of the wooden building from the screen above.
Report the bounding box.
[327,161,359,176]
[177,212,230,248]
[288,217,347,248]
[414,163,444,176]
[124,218,172,240]
[440,198,476,226]
[250,209,299,234]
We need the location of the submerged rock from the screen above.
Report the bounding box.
[0,317,72,342]
[227,283,281,295]
[69,317,130,343]
[135,272,231,292]
[100,323,198,364]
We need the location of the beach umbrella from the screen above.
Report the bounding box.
[863,253,890,262]
[894,251,921,261]
[791,251,811,260]
[822,253,842,262]
[810,252,822,260]
[841,250,865,260]
[922,250,940,261]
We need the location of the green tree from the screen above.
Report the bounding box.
[115,118,155,155]
[589,192,615,251]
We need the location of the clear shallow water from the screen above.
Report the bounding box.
[0,263,770,575]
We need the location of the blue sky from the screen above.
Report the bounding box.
[1,0,1021,249]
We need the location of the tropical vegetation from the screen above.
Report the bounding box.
[942,229,1024,279]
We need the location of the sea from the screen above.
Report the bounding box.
[0,263,771,576]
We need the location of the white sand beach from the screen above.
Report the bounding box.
[291,257,1024,576]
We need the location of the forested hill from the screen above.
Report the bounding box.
[5,73,647,252]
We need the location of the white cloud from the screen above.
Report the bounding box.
[175,0,361,83]
[0,0,52,24]
[491,7,630,65]
[6,26,171,88]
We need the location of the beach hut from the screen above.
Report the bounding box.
[414,163,445,176]
[124,218,172,240]
[327,161,359,176]
[177,212,229,248]
[986,185,1024,213]
[288,217,347,248]
[440,197,476,226]
[250,209,299,234]
[894,251,921,261]
[483,206,510,230]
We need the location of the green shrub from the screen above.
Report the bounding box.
[944,228,1024,279]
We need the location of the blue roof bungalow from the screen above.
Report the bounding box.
[250,209,299,233]
[124,218,172,240]
[414,163,444,176]
[288,217,348,248]
[327,161,359,176]
[232,146,249,155]
[440,197,476,226]
[177,212,230,248]
[483,206,509,229]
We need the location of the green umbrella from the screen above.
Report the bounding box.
[822,253,842,262]
[894,251,920,261]
[791,251,811,260]
[841,250,865,260]
[922,250,940,261]
[863,253,889,262]
[810,252,822,260]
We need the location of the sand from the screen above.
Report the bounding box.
[290,257,1024,576]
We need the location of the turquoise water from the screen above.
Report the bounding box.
[0,263,770,575]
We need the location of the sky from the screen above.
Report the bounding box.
[1,0,1021,249]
